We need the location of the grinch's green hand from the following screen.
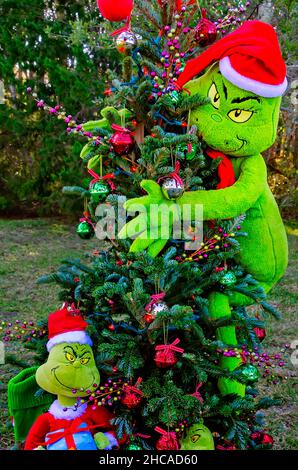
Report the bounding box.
[118,180,180,257]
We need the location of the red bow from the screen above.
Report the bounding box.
[158,161,183,186]
[145,292,166,312]
[190,382,204,404]
[88,169,116,191]
[123,377,143,396]
[155,338,184,355]
[68,303,81,316]
[79,211,95,228]
[111,123,132,134]
[110,14,132,37]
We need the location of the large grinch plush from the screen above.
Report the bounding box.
[24,304,118,450]
[119,21,288,396]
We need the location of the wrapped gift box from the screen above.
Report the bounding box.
[45,422,98,450]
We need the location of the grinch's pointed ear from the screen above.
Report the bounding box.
[184,78,201,96]
[183,62,219,96]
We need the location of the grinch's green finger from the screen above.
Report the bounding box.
[147,238,168,258]
[140,179,163,196]
[129,237,155,253]
[124,197,150,213]
[118,214,147,239]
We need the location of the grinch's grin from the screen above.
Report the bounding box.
[51,366,95,392]
[207,135,247,154]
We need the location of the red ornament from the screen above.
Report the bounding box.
[109,124,135,155]
[253,326,266,341]
[216,440,237,450]
[155,427,179,450]
[144,313,154,324]
[251,431,274,446]
[195,9,217,47]
[104,88,113,96]
[154,338,184,368]
[96,0,133,22]
[122,378,143,409]
[261,433,274,445]
[155,349,177,368]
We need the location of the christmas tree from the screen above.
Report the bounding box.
[8,0,288,450]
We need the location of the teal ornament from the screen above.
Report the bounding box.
[219,271,237,287]
[240,364,260,382]
[76,221,94,240]
[178,60,186,74]
[169,90,181,106]
[90,181,110,203]
[177,142,198,160]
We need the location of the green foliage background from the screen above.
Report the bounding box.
[0,0,119,215]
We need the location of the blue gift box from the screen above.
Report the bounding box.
[45,422,98,450]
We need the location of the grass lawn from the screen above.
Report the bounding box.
[0,218,297,449]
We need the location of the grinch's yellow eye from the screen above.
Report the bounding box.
[80,357,90,365]
[65,352,75,363]
[191,434,201,443]
[228,109,253,123]
[208,83,220,109]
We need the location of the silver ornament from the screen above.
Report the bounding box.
[162,177,184,200]
[116,31,141,50]
[148,301,169,317]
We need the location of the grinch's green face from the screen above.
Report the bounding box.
[180,423,215,450]
[36,343,100,397]
[186,64,281,157]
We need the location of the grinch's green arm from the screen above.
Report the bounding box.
[178,154,267,219]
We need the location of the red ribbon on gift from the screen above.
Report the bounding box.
[42,418,101,450]
[88,169,116,191]
[123,377,143,396]
[155,338,184,355]
[157,161,183,186]
[190,382,204,404]
[145,292,166,312]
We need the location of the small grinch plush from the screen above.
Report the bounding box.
[24,304,118,450]
[180,421,214,451]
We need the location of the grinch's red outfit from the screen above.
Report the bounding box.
[24,400,116,450]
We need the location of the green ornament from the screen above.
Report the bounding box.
[90,181,110,203]
[177,142,198,160]
[126,443,143,450]
[180,423,215,450]
[219,271,237,287]
[240,364,260,382]
[126,438,143,450]
[76,220,94,240]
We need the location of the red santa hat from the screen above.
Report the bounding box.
[176,20,287,98]
[46,303,92,352]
